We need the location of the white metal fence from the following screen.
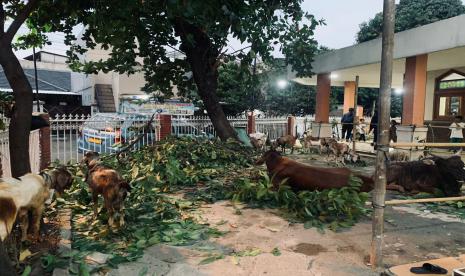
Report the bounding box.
[256,116,288,140]
[171,115,248,138]
[50,114,160,164]
[0,129,40,177]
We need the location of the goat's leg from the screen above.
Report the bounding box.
[104,197,116,228]
[92,192,99,219]
[118,206,125,227]
[31,205,44,241]
[18,209,29,242]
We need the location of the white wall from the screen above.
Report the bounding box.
[40,52,67,64]
[71,72,93,106]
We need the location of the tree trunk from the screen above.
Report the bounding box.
[0,44,33,177]
[174,20,237,141]
[190,61,237,141]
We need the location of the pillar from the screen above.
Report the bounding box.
[39,113,51,171]
[343,81,356,114]
[315,73,331,123]
[247,114,256,134]
[159,115,172,140]
[287,116,296,136]
[402,54,428,126]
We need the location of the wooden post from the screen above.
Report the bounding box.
[370,0,396,270]
[352,76,359,152]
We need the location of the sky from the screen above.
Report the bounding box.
[12,0,402,58]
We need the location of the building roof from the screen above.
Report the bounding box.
[23,50,68,61]
[291,14,465,88]
[0,68,71,93]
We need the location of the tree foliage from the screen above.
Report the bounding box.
[34,0,321,139]
[356,0,465,43]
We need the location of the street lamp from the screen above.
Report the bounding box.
[277,79,288,89]
[394,88,404,95]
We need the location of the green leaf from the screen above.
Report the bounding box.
[199,254,224,265]
[21,266,32,276]
[271,247,281,256]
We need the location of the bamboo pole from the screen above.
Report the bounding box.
[366,196,465,206]
[371,0,395,270]
[391,142,465,147]
[352,76,359,152]
[385,196,465,205]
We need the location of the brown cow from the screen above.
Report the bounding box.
[82,152,131,228]
[256,150,373,192]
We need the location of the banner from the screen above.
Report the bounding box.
[120,100,195,115]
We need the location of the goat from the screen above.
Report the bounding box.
[0,168,72,242]
[249,132,267,151]
[82,152,131,228]
[256,150,373,192]
[323,139,359,165]
[388,149,410,162]
[319,137,337,155]
[386,153,465,196]
[273,135,297,154]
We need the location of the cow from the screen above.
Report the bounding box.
[386,153,465,196]
[256,150,373,192]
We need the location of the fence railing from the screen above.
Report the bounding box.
[50,114,160,164]
[256,116,288,140]
[171,115,248,138]
[0,129,40,177]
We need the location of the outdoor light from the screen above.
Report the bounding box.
[330,73,338,79]
[277,79,288,89]
[394,88,404,95]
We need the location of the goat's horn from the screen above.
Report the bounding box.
[455,149,463,156]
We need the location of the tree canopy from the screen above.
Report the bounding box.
[356,0,465,43]
[35,0,322,139]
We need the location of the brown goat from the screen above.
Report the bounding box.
[82,152,130,228]
[273,135,297,154]
[256,150,373,192]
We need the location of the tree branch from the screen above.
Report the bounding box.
[166,45,185,56]
[4,0,40,42]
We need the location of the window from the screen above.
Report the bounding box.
[434,70,465,120]
[438,96,461,117]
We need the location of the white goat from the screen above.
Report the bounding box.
[0,173,53,241]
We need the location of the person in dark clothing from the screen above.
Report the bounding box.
[370,110,378,146]
[389,120,398,143]
[341,108,355,141]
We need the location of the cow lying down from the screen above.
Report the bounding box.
[256,150,373,192]
[0,168,73,241]
[387,154,465,196]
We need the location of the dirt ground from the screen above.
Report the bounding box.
[109,153,465,276]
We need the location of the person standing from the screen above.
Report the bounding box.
[449,115,465,153]
[370,110,378,147]
[341,108,355,142]
[389,120,398,143]
[358,118,367,142]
